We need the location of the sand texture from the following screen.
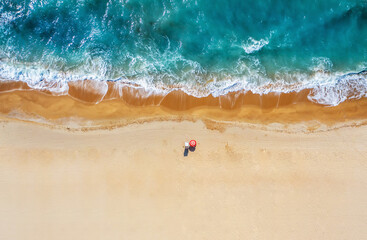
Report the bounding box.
[0,120,367,240]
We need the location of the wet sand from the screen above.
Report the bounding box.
[1,80,367,127]
[0,120,367,239]
[1,80,367,239]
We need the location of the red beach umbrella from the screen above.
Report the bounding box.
[189,140,197,147]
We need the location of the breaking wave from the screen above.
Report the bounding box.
[1,0,367,107]
[0,60,366,106]
[242,37,269,54]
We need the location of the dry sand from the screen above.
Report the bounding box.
[0,119,367,240]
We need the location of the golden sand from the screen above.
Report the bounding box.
[1,80,367,239]
[0,120,366,239]
[0,80,367,127]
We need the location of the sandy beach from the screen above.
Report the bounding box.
[1,1,367,238]
[1,117,367,239]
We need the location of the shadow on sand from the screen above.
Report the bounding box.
[184,146,196,156]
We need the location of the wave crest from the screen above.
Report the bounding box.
[308,71,367,106]
[242,37,269,54]
[0,61,367,107]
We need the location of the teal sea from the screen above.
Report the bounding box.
[0,0,367,105]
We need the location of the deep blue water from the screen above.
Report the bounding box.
[0,0,367,104]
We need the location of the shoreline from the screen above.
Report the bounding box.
[1,81,367,239]
[1,80,367,130]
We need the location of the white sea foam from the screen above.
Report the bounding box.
[311,57,333,71]
[242,37,269,54]
[0,60,366,106]
[308,71,367,106]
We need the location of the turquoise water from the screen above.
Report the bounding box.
[0,0,367,105]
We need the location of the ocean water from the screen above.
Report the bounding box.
[0,0,367,105]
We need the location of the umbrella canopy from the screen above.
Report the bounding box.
[189,140,197,147]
